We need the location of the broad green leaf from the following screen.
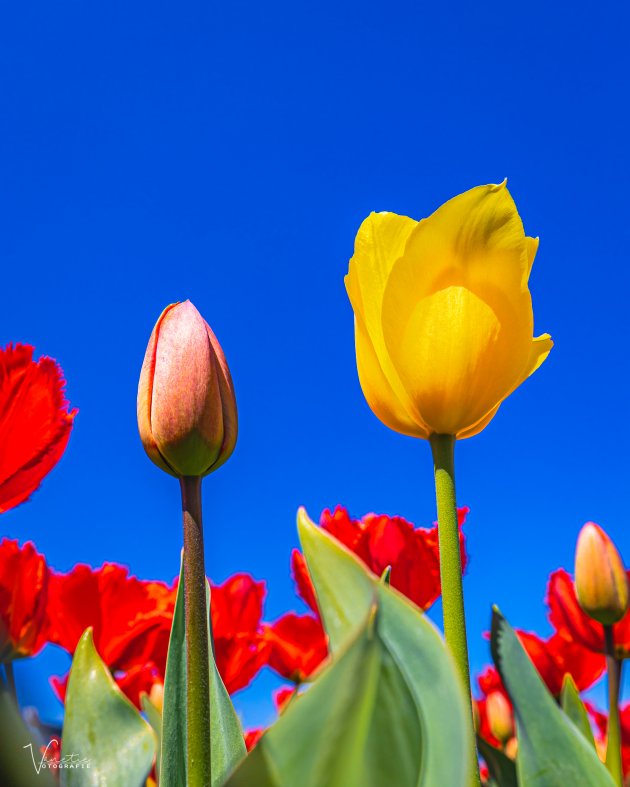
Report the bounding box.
[477,736,518,787]
[299,508,472,783]
[141,692,162,781]
[61,629,155,787]
[491,608,613,787]
[223,607,422,787]
[160,561,246,787]
[560,674,596,749]
[0,689,56,786]
[222,509,471,786]
[297,507,375,654]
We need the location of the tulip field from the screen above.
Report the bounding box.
[0,181,627,787]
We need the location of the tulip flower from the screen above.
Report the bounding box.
[0,539,49,663]
[573,523,628,785]
[0,344,76,513]
[265,613,329,683]
[345,182,552,440]
[486,691,513,744]
[575,523,629,627]
[137,300,237,478]
[138,301,238,787]
[291,505,468,613]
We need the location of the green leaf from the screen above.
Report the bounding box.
[61,629,156,787]
[491,608,613,787]
[0,689,56,786]
[296,507,375,654]
[222,508,472,787]
[141,692,162,781]
[160,560,246,787]
[560,674,596,749]
[477,736,518,787]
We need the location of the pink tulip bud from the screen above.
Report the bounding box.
[137,301,237,477]
[575,522,629,626]
[486,691,513,744]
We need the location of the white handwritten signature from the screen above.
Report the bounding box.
[23,740,91,774]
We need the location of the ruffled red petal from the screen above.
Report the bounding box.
[0,344,76,513]
[0,538,49,658]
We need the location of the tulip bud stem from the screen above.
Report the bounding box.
[4,661,17,704]
[604,624,624,787]
[429,433,480,787]
[180,475,212,787]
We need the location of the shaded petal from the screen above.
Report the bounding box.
[383,285,532,435]
[354,314,428,438]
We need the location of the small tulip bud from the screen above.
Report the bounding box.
[149,681,164,714]
[575,522,629,626]
[137,301,237,477]
[486,691,513,744]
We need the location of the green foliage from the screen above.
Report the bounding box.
[477,736,518,787]
[141,692,163,781]
[222,510,471,787]
[560,674,596,748]
[160,562,246,787]
[0,689,56,786]
[61,629,155,787]
[491,608,613,787]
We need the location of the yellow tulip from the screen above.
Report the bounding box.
[345,181,553,439]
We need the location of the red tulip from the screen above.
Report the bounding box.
[210,573,270,694]
[47,563,175,707]
[0,539,49,660]
[264,613,329,683]
[137,301,237,477]
[291,505,468,613]
[476,631,604,749]
[0,344,76,513]
[548,569,630,658]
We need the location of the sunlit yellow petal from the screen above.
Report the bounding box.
[457,333,553,439]
[354,314,429,438]
[345,211,425,424]
[525,236,539,279]
[345,184,552,439]
[523,333,554,378]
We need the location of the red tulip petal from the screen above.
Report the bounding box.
[0,345,76,513]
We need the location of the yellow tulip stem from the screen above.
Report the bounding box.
[604,625,624,787]
[430,433,480,787]
[181,475,212,787]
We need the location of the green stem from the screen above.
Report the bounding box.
[181,476,211,787]
[429,434,480,787]
[4,661,17,704]
[604,625,623,787]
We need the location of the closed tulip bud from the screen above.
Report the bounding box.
[486,691,513,744]
[137,301,237,477]
[575,522,629,626]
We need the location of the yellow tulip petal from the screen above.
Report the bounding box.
[523,333,554,377]
[345,211,426,425]
[389,183,532,312]
[525,236,539,279]
[353,313,429,439]
[457,333,553,439]
[457,403,501,440]
[383,285,532,435]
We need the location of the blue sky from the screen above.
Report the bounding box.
[2,1,629,729]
